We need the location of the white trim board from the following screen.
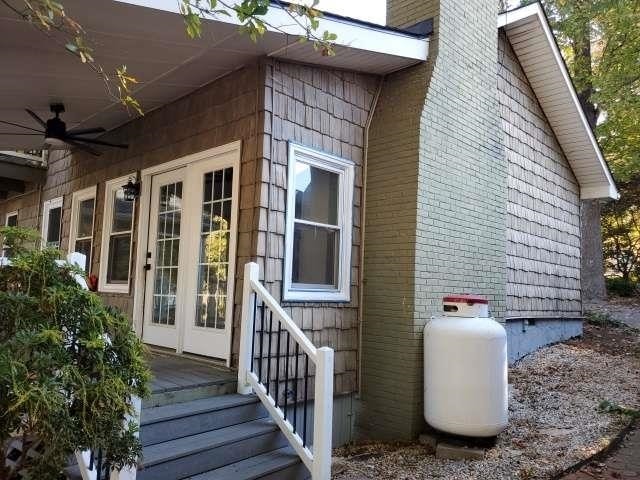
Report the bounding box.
[68,185,97,272]
[498,3,618,200]
[98,174,136,294]
[41,197,63,249]
[283,142,354,302]
[5,210,18,226]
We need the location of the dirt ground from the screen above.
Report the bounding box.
[332,319,640,480]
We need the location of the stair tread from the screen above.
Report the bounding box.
[187,447,304,480]
[142,394,259,425]
[142,418,279,467]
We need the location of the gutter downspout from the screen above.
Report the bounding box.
[356,76,384,396]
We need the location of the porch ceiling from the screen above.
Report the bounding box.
[0,0,428,151]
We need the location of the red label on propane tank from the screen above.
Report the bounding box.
[442,295,489,305]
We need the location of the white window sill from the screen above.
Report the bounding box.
[98,283,130,294]
[283,289,350,303]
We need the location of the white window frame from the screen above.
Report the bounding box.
[99,174,136,293]
[284,143,354,302]
[41,197,63,249]
[2,211,18,256]
[5,211,18,226]
[69,185,97,272]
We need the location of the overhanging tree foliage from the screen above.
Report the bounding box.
[0,227,150,480]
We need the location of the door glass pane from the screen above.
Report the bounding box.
[294,163,339,225]
[77,198,95,237]
[46,206,62,247]
[112,190,133,233]
[292,222,339,288]
[152,182,182,326]
[196,168,232,330]
[107,234,131,283]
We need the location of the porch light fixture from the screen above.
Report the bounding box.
[122,178,140,201]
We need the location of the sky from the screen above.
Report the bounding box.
[315,0,387,25]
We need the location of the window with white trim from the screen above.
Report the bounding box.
[284,143,354,302]
[5,211,18,227]
[41,197,63,249]
[2,211,18,256]
[69,186,97,274]
[99,175,135,293]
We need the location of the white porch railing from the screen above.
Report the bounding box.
[237,262,334,480]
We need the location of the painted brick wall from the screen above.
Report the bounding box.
[360,0,506,441]
[255,59,379,398]
[498,32,581,318]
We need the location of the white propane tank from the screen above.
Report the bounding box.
[424,295,508,437]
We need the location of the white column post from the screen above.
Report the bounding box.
[238,262,259,395]
[312,347,334,480]
[110,396,142,480]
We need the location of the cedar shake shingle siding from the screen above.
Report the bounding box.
[258,60,379,397]
[498,32,582,318]
[0,59,376,401]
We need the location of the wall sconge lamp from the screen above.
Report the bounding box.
[122,177,141,201]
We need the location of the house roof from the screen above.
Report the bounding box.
[0,0,427,151]
[498,3,618,200]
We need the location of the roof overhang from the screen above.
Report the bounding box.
[498,3,619,200]
[0,0,427,152]
[0,151,47,198]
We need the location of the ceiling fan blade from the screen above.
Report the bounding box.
[0,120,44,133]
[25,109,47,128]
[66,135,128,149]
[67,126,106,136]
[64,138,102,156]
[0,132,42,135]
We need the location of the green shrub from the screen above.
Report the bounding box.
[584,310,622,328]
[0,228,150,480]
[606,277,638,297]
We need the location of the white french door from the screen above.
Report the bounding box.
[141,152,239,360]
[142,168,186,350]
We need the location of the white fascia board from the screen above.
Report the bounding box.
[116,0,428,61]
[498,4,619,200]
[581,184,620,201]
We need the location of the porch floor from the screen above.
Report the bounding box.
[148,351,236,394]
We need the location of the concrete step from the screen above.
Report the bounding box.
[137,418,288,480]
[187,447,309,480]
[140,394,267,446]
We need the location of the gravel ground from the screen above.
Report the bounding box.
[332,323,640,480]
[586,297,640,330]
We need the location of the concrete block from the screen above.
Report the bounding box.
[435,442,486,461]
[418,433,438,451]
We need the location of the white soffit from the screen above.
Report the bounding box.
[0,0,427,151]
[498,3,618,200]
[117,0,428,70]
